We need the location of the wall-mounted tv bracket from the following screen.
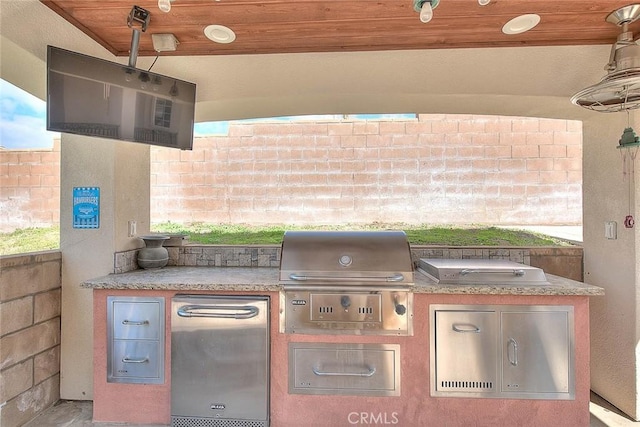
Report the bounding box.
[127,5,150,68]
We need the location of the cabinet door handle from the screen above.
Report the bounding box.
[312,366,376,377]
[452,323,481,333]
[122,357,149,364]
[507,338,519,366]
[122,320,150,326]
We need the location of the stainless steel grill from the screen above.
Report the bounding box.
[279,231,414,336]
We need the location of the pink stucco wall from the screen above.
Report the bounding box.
[92,289,173,424]
[92,290,590,426]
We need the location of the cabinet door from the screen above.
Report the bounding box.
[434,310,497,394]
[501,308,573,398]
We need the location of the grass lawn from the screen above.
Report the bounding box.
[152,223,572,246]
[0,223,574,256]
[0,226,61,256]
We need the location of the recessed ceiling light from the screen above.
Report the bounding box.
[502,14,541,35]
[204,25,236,44]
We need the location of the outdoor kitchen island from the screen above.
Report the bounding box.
[83,264,602,427]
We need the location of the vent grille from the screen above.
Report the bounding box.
[440,380,494,390]
[172,416,268,427]
[309,293,382,323]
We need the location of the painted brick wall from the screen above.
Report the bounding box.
[0,114,582,232]
[151,114,582,225]
[0,141,60,232]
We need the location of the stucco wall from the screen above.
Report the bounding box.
[583,113,640,420]
[58,135,151,400]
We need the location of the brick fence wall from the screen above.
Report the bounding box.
[0,114,582,232]
[152,114,582,225]
[0,141,60,232]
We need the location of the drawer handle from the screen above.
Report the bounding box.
[507,338,519,366]
[460,269,525,277]
[122,357,149,364]
[122,320,150,326]
[312,366,376,377]
[452,323,481,333]
[177,304,259,319]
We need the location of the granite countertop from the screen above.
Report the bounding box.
[82,267,281,291]
[414,268,604,295]
[82,266,604,296]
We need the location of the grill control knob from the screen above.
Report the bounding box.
[395,303,407,316]
[340,295,351,308]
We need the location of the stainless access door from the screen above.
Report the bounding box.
[500,307,574,399]
[171,295,269,427]
[432,309,498,396]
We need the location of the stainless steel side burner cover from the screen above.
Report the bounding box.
[418,258,549,285]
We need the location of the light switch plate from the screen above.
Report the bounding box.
[605,221,617,239]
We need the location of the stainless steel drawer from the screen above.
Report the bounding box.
[289,343,400,396]
[111,299,162,340]
[109,340,162,382]
[107,296,165,384]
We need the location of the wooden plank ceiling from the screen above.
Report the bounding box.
[41,0,640,57]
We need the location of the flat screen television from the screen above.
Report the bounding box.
[46,45,196,150]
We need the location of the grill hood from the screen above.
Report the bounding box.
[279,231,414,285]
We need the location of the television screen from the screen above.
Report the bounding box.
[47,45,196,150]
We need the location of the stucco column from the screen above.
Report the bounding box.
[59,134,150,399]
[583,112,640,420]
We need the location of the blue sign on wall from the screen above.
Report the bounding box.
[73,187,100,229]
